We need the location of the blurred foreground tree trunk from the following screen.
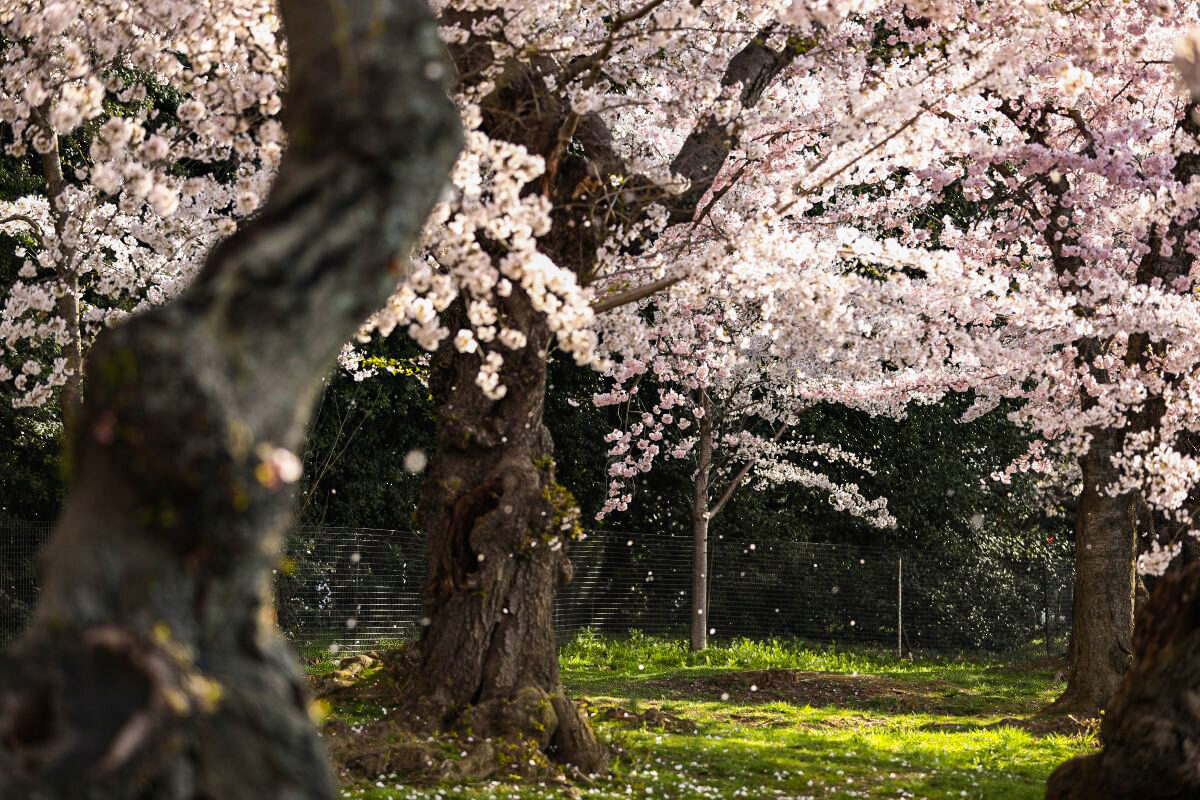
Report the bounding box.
[0,1,461,797]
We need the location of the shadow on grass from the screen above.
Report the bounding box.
[573,665,1064,719]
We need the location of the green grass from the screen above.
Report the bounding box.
[325,631,1094,800]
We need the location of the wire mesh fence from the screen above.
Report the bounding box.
[710,539,1073,655]
[0,519,48,648]
[554,530,694,638]
[1,520,1073,657]
[277,527,427,653]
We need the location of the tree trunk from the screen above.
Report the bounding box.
[691,402,714,652]
[40,131,83,433]
[1052,426,1136,713]
[402,19,800,778]
[0,3,461,797]
[1046,560,1200,799]
[1042,99,1200,800]
[56,271,83,434]
[413,292,606,774]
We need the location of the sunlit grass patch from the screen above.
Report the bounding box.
[324,631,1094,800]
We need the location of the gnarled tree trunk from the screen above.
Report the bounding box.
[0,2,461,797]
[415,294,605,773]
[1046,560,1200,799]
[407,19,801,774]
[1052,426,1136,713]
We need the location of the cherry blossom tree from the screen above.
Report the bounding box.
[891,5,1200,713]
[0,0,284,429]
[594,291,897,650]
[1039,25,1200,800]
[398,0,1200,747]
[672,0,1200,718]
[0,1,461,796]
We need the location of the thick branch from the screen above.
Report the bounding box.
[709,423,788,518]
[667,31,801,222]
[591,274,682,313]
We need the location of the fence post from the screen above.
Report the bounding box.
[1043,560,1051,658]
[897,556,903,658]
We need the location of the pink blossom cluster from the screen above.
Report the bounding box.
[594,291,899,526]
[0,0,284,407]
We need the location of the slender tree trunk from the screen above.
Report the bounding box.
[56,271,83,432]
[1052,426,1136,713]
[690,401,714,652]
[0,3,461,798]
[39,132,84,433]
[1046,560,1200,799]
[413,294,606,773]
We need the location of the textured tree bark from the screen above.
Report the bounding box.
[690,400,714,652]
[0,2,461,798]
[1051,427,1136,714]
[415,295,605,773]
[1046,561,1200,800]
[39,134,84,432]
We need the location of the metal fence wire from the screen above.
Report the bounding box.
[277,527,428,652]
[0,521,1073,656]
[0,519,46,648]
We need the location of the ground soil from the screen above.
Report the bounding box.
[640,669,965,712]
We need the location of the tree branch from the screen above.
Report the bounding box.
[591,274,682,313]
[709,423,788,518]
[0,214,46,244]
[666,30,803,222]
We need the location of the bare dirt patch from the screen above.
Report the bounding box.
[585,699,700,733]
[640,669,959,713]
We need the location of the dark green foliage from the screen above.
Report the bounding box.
[711,395,1073,651]
[0,402,61,521]
[296,334,435,529]
[542,355,1073,651]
